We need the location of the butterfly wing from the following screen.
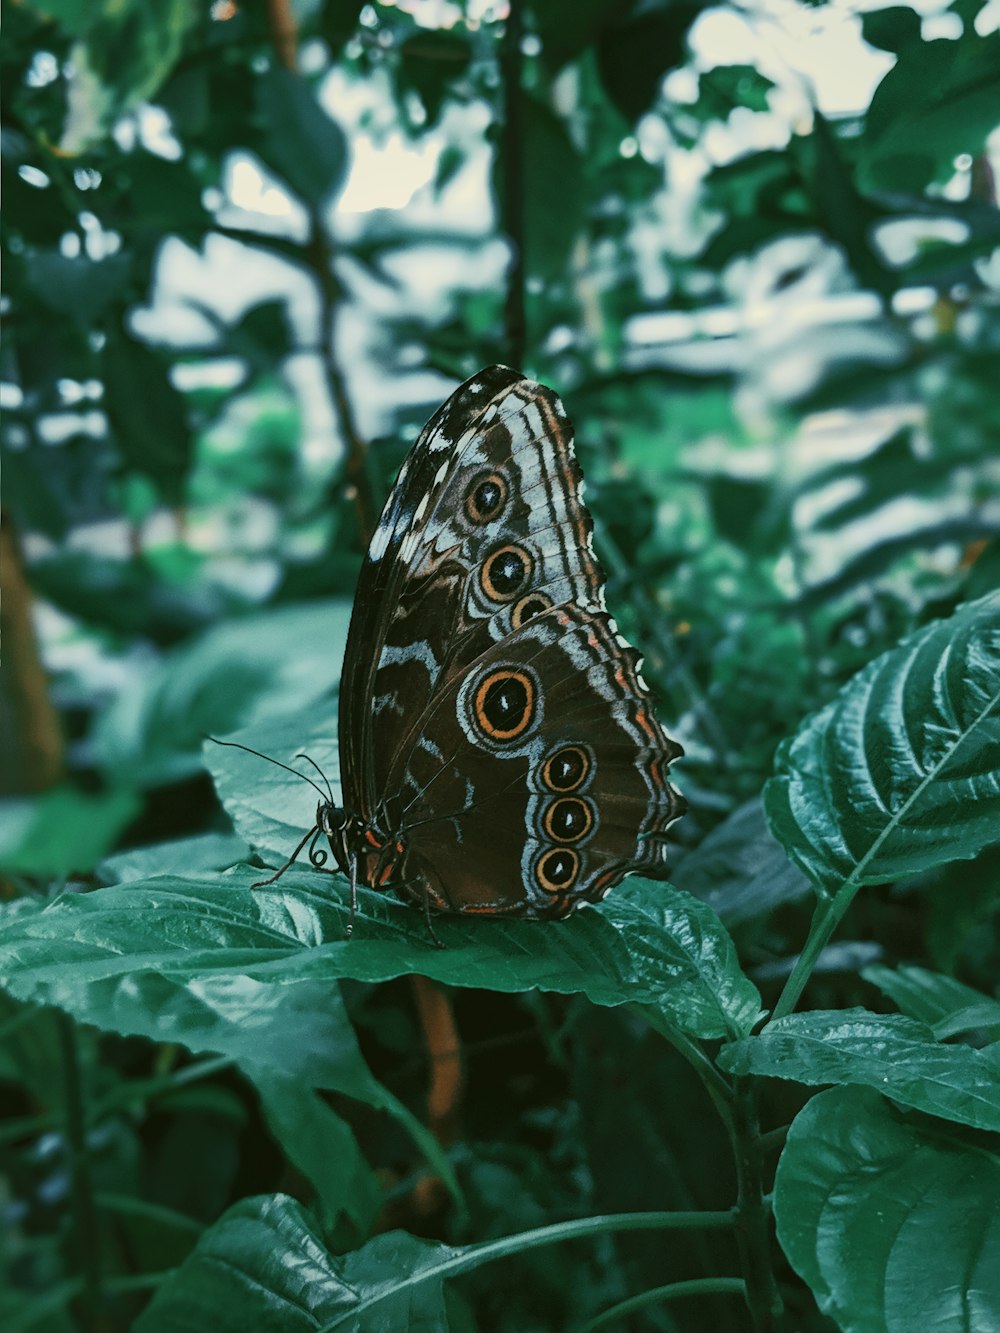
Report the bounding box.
[339,366,684,914]
[340,365,605,817]
[391,602,683,917]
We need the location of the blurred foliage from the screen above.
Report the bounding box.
[1,0,999,1329]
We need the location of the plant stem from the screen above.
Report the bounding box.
[56,1013,102,1333]
[730,1076,784,1333]
[768,885,857,1023]
[321,1209,737,1331]
[308,213,377,542]
[580,1277,748,1332]
[499,0,526,368]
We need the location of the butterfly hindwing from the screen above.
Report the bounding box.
[392,603,683,916]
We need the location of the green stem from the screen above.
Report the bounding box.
[320,1210,736,1331]
[730,1077,784,1333]
[580,1277,747,1332]
[56,1013,102,1333]
[768,884,857,1023]
[638,1008,735,1129]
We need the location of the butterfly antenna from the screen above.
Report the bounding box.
[205,736,330,804]
[295,752,336,806]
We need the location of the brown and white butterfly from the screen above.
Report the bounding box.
[262,366,684,927]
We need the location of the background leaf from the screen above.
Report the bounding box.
[94,601,350,787]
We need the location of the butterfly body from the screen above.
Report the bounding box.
[308,366,684,919]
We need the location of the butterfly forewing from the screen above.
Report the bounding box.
[338,365,684,917]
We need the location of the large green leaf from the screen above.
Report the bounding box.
[858,31,1000,191]
[205,715,759,1037]
[0,867,760,1041]
[94,601,350,787]
[764,594,1000,896]
[774,1086,1000,1333]
[596,0,703,122]
[720,1009,1000,1132]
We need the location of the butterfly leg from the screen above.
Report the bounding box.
[343,855,358,941]
[251,825,318,888]
[421,888,446,950]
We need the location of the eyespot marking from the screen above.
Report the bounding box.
[481,544,533,603]
[512,591,552,628]
[464,471,508,525]
[542,745,591,793]
[543,797,594,844]
[535,847,580,893]
[473,668,537,741]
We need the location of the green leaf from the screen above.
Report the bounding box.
[253,65,348,207]
[103,329,193,503]
[764,594,1000,896]
[0,867,760,1041]
[720,1009,1000,1132]
[0,786,140,878]
[596,0,702,122]
[205,707,339,860]
[774,1086,1000,1333]
[858,32,1000,191]
[255,1076,381,1233]
[861,6,922,54]
[135,1194,457,1332]
[695,64,773,120]
[536,0,620,70]
[24,249,132,326]
[671,798,811,927]
[54,0,197,154]
[100,831,249,884]
[863,963,1000,1041]
[0,892,441,1229]
[519,93,585,279]
[397,30,471,124]
[94,601,351,787]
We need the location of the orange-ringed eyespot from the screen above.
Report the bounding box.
[464,472,508,524]
[512,591,552,628]
[473,668,537,741]
[542,745,591,792]
[535,847,579,892]
[543,797,593,843]
[481,544,532,602]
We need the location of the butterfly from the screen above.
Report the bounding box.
[254,366,684,933]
